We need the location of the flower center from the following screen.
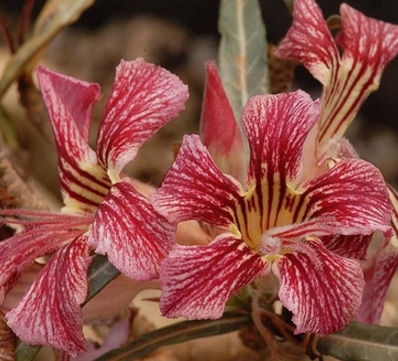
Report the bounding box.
[258,234,281,255]
[62,161,112,215]
[233,180,306,254]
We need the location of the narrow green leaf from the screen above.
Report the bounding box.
[94,311,252,361]
[32,0,95,35]
[15,343,41,361]
[0,0,96,98]
[317,322,398,361]
[84,254,121,304]
[218,0,269,120]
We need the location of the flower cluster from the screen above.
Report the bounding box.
[0,0,398,357]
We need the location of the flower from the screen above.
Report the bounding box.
[151,63,392,334]
[0,58,188,355]
[276,0,398,324]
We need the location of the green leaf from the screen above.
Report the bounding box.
[94,311,252,361]
[317,321,398,361]
[218,0,269,120]
[84,254,121,304]
[15,343,41,361]
[0,0,96,98]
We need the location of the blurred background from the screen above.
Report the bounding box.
[0,0,397,196]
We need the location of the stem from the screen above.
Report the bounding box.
[250,288,285,360]
[94,311,252,361]
[18,0,35,45]
[84,254,121,304]
[0,15,15,53]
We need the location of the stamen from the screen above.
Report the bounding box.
[257,234,281,256]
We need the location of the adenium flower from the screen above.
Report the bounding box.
[0,58,188,355]
[276,0,398,324]
[151,62,392,334]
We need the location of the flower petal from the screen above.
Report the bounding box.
[276,240,364,334]
[357,186,398,324]
[97,58,189,177]
[317,3,398,149]
[200,61,247,184]
[37,67,111,213]
[262,222,373,260]
[2,264,42,311]
[338,3,398,69]
[0,211,89,293]
[275,0,338,85]
[6,237,91,356]
[320,234,373,260]
[160,235,269,319]
[87,178,175,281]
[260,158,391,260]
[151,134,242,228]
[36,66,102,143]
[358,241,398,324]
[37,67,97,166]
[242,90,319,185]
[303,158,392,235]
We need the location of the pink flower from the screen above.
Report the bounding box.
[276,0,398,324]
[151,63,392,334]
[0,58,188,355]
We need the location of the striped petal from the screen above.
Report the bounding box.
[275,0,339,85]
[358,241,398,324]
[0,211,90,292]
[200,61,247,184]
[276,0,398,150]
[6,237,91,356]
[242,90,319,185]
[320,234,373,260]
[97,58,189,177]
[317,4,398,148]
[37,67,111,213]
[36,66,101,143]
[303,158,392,235]
[151,134,243,229]
[357,186,398,324]
[160,235,269,319]
[2,264,42,312]
[258,158,391,260]
[87,178,175,281]
[338,4,398,68]
[276,240,364,334]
